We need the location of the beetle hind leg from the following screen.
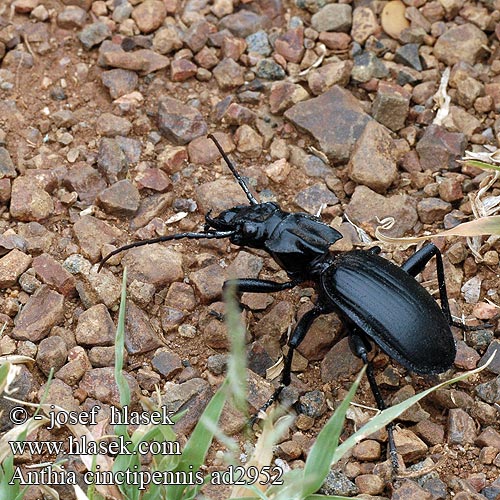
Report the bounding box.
[401,243,490,330]
[349,332,400,473]
[401,244,453,323]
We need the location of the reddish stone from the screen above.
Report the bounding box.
[10,176,53,222]
[273,53,287,69]
[96,179,140,216]
[372,81,411,131]
[472,301,498,319]
[269,81,309,114]
[476,426,500,450]
[438,177,463,202]
[454,340,480,370]
[318,32,351,51]
[158,97,207,145]
[352,440,381,461]
[194,46,219,69]
[135,168,172,192]
[285,86,373,163]
[187,133,233,165]
[170,58,197,81]
[221,36,247,60]
[13,0,39,14]
[222,103,256,125]
[183,20,214,53]
[307,61,352,96]
[400,150,422,173]
[275,27,304,63]
[433,23,487,66]
[0,178,11,202]
[485,83,500,111]
[0,249,32,288]
[100,49,169,75]
[448,408,477,445]
[158,147,188,173]
[212,57,245,89]
[12,285,64,342]
[412,420,445,446]
[132,0,166,34]
[348,120,398,193]
[164,0,177,14]
[415,124,467,172]
[33,253,76,297]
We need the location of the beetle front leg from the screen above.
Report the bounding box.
[221,278,302,319]
[349,332,400,472]
[252,305,324,421]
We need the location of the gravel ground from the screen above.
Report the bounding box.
[1,0,500,498]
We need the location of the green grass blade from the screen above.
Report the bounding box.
[114,267,130,409]
[229,497,266,500]
[305,496,357,499]
[265,469,306,500]
[332,358,494,465]
[299,366,366,497]
[166,380,229,500]
[111,268,140,499]
[0,455,23,500]
[464,159,500,172]
[0,361,10,394]
[178,381,228,467]
[224,284,248,415]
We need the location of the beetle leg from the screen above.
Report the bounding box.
[401,244,489,331]
[223,278,301,294]
[204,210,214,231]
[284,305,325,384]
[349,331,399,472]
[251,305,323,422]
[222,278,301,318]
[223,276,305,392]
[221,278,302,327]
[401,243,458,324]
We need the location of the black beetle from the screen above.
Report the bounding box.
[100,135,480,469]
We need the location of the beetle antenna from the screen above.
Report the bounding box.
[98,230,236,272]
[208,134,259,205]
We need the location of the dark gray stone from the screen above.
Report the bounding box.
[78,22,111,50]
[394,43,423,71]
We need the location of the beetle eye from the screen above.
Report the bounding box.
[243,222,258,237]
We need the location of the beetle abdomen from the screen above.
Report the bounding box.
[320,251,456,374]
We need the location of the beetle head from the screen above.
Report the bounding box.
[205,202,281,247]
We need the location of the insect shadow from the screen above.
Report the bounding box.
[100,135,486,471]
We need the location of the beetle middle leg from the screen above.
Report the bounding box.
[251,304,325,420]
[401,243,484,330]
[222,277,304,415]
[349,331,400,471]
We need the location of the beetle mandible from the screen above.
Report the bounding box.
[100,134,481,469]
